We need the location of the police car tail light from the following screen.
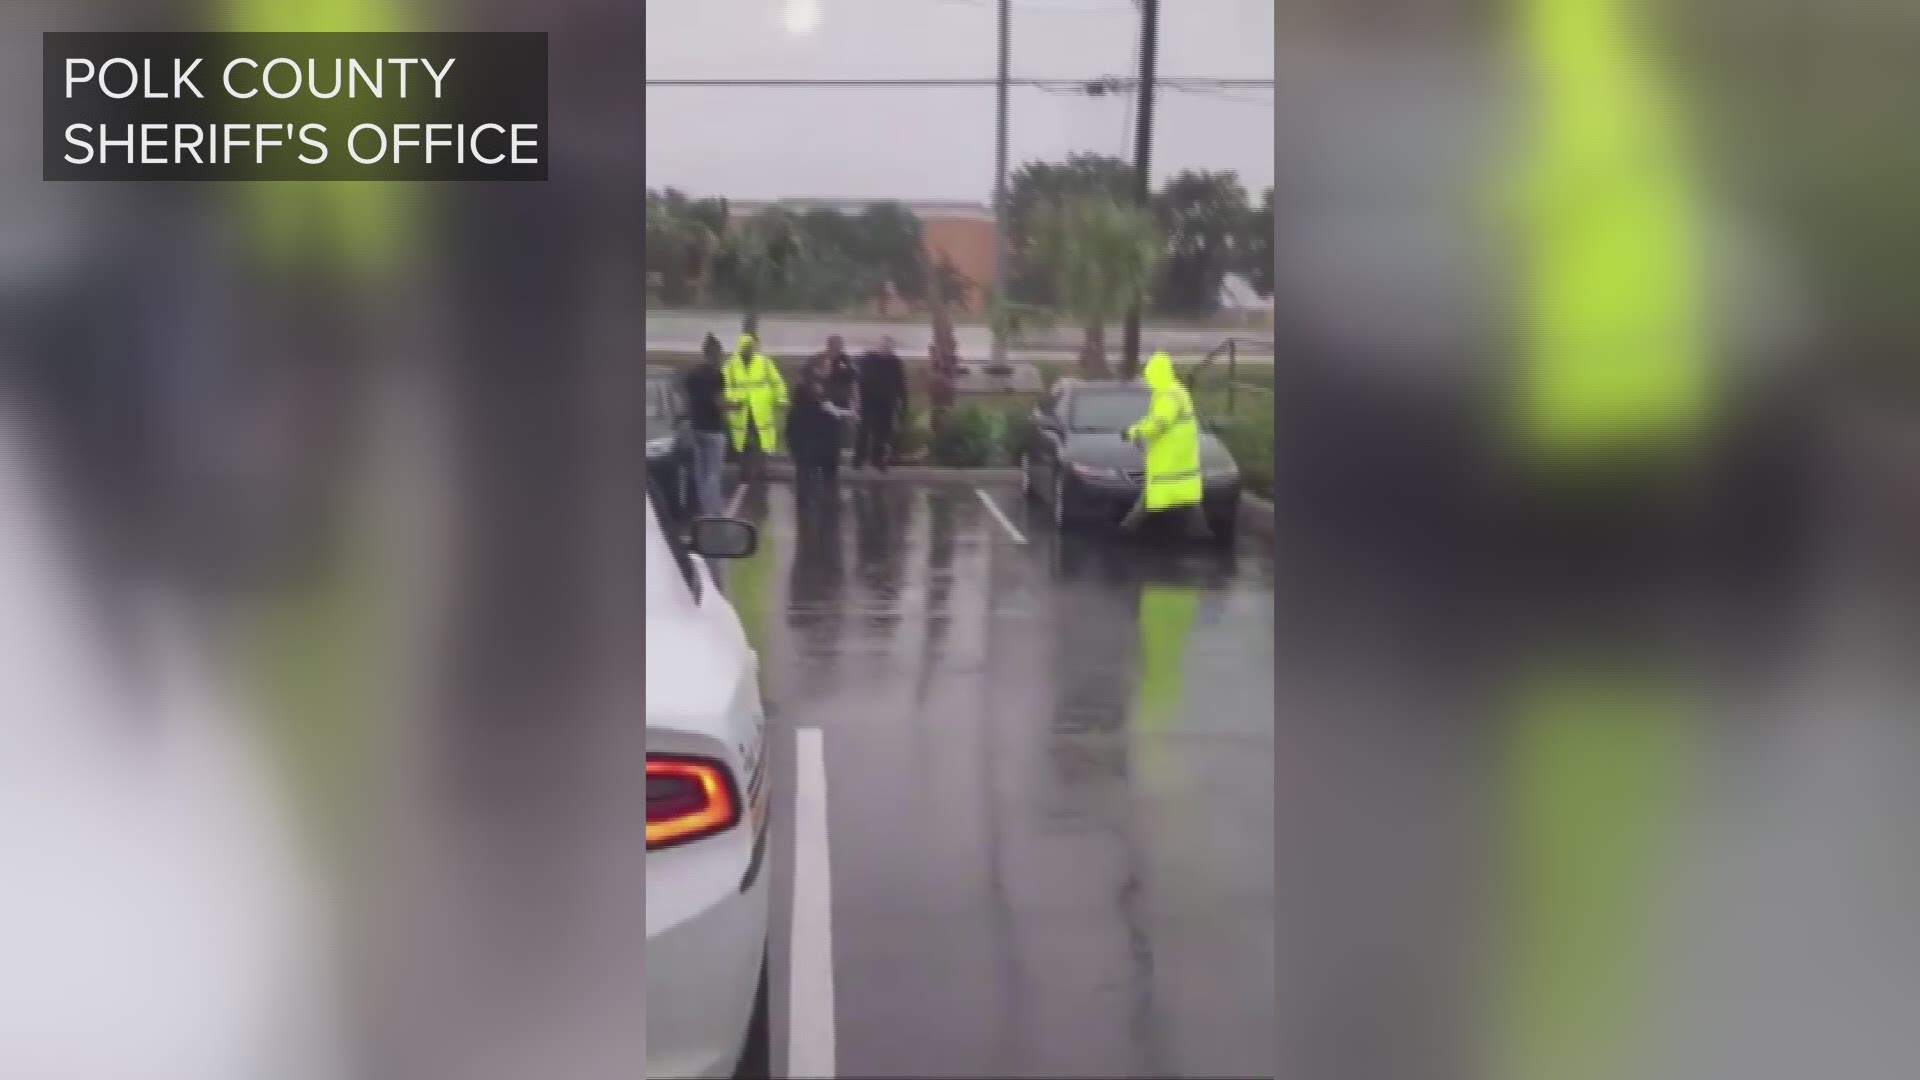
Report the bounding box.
[647,754,741,850]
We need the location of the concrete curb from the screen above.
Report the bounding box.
[721,460,1279,541]
[725,462,1023,484]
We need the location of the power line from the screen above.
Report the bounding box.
[926,0,1269,12]
[646,76,1269,88]
[1169,85,1274,106]
[928,0,1134,14]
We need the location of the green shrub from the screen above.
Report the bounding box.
[999,408,1036,464]
[930,403,1005,467]
[1213,418,1274,498]
[895,410,933,462]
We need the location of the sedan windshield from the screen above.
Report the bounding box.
[1067,389,1153,434]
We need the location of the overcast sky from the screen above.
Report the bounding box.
[645,0,1274,201]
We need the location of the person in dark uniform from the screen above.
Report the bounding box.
[679,334,729,516]
[818,335,859,410]
[853,335,907,471]
[786,353,853,502]
[818,335,860,463]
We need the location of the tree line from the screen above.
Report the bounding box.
[644,154,1273,324]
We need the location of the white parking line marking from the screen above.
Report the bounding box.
[726,484,746,518]
[974,488,1028,546]
[789,727,837,1078]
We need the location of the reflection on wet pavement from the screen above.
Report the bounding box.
[729,479,1276,1079]
[710,468,1920,1080]
[1278,493,1920,1080]
[18,303,1920,1080]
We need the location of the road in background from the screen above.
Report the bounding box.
[645,310,1273,363]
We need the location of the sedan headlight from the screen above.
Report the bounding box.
[1069,462,1128,482]
[645,437,677,457]
[1205,462,1239,480]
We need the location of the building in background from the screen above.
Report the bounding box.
[727,198,996,315]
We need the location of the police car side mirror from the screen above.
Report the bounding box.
[687,517,758,560]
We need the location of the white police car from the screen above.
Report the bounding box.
[645,494,772,1078]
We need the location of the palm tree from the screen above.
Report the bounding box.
[682,197,730,305]
[926,255,970,358]
[645,190,728,307]
[644,197,689,303]
[716,209,807,338]
[1032,195,1162,378]
[920,255,972,429]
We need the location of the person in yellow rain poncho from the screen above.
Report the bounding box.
[1122,352,1204,533]
[1489,661,1694,1080]
[216,0,416,277]
[724,334,787,479]
[1507,0,1714,470]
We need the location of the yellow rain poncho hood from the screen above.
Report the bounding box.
[1141,351,1177,392]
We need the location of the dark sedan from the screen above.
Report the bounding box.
[646,372,695,524]
[1019,377,1242,542]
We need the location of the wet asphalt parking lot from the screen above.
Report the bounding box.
[710,457,1920,1080]
[718,477,1277,1079]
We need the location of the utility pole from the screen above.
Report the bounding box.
[992,0,1011,365]
[1121,0,1159,378]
